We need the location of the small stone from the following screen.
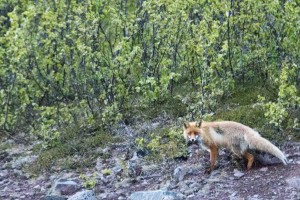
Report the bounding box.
[33,185,41,190]
[0,170,9,181]
[259,167,268,172]
[233,169,245,178]
[189,182,201,192]
[230,192,237,197]
[184,188,194,195]
[130,152,139,161]
[174,166,188,182]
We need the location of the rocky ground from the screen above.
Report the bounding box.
[0,124,300,200]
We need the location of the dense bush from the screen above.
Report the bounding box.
[0,0,299,146]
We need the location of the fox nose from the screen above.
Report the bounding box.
[191,138,195,142]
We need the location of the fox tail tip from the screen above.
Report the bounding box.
[283,157,288,165]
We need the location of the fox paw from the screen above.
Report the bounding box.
[205,165,220,174]
[204,168,212,174]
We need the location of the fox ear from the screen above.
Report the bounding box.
[195,120,202,128]
[183,122,189,129]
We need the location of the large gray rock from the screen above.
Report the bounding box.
[68,190,96,200]
[52,179,80,195]
[129,190,183,200]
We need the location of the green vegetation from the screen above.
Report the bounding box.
[0,0,299,168]
[101,168,113,176]
[29,124,122,173]
[136,127,187,162]
[80,172,98,189]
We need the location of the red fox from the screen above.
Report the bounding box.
[183,120,287,172]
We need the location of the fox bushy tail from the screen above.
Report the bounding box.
[246,134,288,164]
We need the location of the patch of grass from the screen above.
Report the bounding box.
[101,168,112,176]
[29,124,123,174]
[221,84,277,107]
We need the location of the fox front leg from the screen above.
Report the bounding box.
[205,146,218,173]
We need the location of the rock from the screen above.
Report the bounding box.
[233,169,245,178]
[33,184,41,190]
[115,178,131,189]
[286,176,300,189]
[256,153,282,165]
[98,192,109,199]
[0,170,9,181]
[141,164,160,176]
[68,190,96,200]
[259,167,268,172]
[130,152,139,161]
[129,190,183,200]
[189,182,201,192]
[182,188,194,196]
[41,195,67,200]
[128,161,142,177]
[210,169,221,177]
[112,158,127,176]
[52,179,80,195]
[160,180,171,190]
[112,165,123,176]
[179,182,189,194]
[173,167,188,182]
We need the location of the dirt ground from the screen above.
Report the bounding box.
[0,137,299,200]
[185,142,300,200]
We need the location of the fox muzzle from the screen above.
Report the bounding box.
[187,135,202,145]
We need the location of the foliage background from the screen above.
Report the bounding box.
[0,0,299,151]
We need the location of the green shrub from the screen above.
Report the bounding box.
[136,127,187,163]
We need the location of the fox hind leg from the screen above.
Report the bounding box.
[243,151,254,170]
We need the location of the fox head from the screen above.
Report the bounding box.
[183,121,202,144]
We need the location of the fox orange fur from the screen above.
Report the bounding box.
[183,120,287,172]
